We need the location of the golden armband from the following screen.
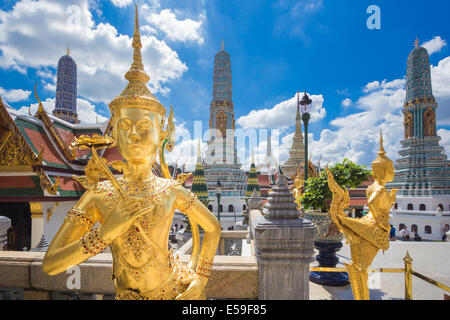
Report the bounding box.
[81,228,108,255]
[65,208,95,229]
[181,193,198,213]
[195,256,214,280]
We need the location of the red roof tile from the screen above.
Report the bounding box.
[58,176,84,192]
[258,175,270,186]
[0,176,36,189]
[102,146,123,162]
[349,199,367,207]
[24,127,66,165]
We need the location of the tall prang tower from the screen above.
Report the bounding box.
[282,93,305,179]
[388,39,450,241]
[206,41,237,164]
[53,48,79,124]
[204,42,247,228]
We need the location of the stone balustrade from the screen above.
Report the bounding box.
[0,231,258,300]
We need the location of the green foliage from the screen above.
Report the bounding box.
[301,159,371,212]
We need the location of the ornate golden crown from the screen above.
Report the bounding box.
[109,5,166,118]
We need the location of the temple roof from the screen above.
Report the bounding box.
[0,96,105,200]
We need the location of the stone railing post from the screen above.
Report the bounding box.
[252,174,316,300]
[0,216,11,251]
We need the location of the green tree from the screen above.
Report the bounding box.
[301,159,371,212]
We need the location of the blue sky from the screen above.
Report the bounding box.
[1,0,449,169]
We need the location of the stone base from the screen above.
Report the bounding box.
[310,241,349,287]
[253,214,316,300]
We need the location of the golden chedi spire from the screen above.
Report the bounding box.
[109,5,166,119]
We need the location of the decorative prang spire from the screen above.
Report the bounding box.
[262,174,300,219]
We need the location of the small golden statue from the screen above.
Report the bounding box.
[291,169,304,210]
[326,131,397,300]
[43,6,221,300]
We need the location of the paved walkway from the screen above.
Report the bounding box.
[309,241,450,300]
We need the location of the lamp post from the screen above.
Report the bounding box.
[300,92,312,187]
[216,180,222,223]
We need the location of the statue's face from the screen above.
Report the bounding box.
[115,107,160,161]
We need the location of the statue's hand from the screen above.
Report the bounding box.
[175,276,207,300]
[98,199,153,243]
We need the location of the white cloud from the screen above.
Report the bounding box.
[109,0,132,8]
[431,56,450,125]
[422,36,447,55]
[0,87,31,102]
[304,55,450,167]
[438,129,450,156]
[341,98,352,108]
[143,7,205,45]
[236,93,327,129]
[15,97,107,124]
[0,0,187,104]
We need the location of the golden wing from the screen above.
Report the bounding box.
[326,168,349,230]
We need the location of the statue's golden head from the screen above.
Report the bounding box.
[371,131,394,185]
[107,4,174,162]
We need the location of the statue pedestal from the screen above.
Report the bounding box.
[253,215,316,300]
[310,241,349,286]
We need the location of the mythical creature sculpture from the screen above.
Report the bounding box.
[326,131,397,300]
[291,169,304,210]
[423,107,436,137]
[43,6,220,300]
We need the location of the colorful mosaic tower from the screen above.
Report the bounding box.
[53,48,79,124]
[246,151,260,197]
[191,141,209,205]
[282,94,305,179]
[204,42,247,227]
[388,39,450,240]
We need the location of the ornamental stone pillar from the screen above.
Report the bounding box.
[252,174,316,300]
[30,202,44,249]
[0,216,11,250]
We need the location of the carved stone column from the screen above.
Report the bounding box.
[252,174,316,300]
[29,202,44,249]
[0,216,11,250]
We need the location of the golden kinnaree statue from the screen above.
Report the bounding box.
[292,169,304,210]
[326,131,397,300]
[42,6,221,300]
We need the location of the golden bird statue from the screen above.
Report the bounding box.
[326,131,397,300]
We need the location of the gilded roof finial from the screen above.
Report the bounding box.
[221,40,224,51]
[251,148,255,164]
[34,83,44,114]
[414,37,419,48]
[67,45,70,56]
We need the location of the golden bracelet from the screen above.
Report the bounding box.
[81,228,108,255]
[65,208,95,229]
[195,256,214,279]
